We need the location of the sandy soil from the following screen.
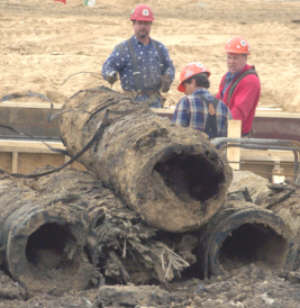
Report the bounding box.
[1,265,300,307]
[1,1,300,307]
[0,0,300,111]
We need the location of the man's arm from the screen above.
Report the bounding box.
[172,97,190,127]
[102,43,127,84]
[157,43,175,81]
[158,44,175,93]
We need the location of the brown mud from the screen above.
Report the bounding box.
[0,170,300,307]
[1,1,300,307]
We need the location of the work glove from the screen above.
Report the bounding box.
[107,71,117,85]
[160,74,172,93]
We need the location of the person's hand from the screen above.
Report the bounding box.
[107,71,117,85]
[160,74,172,93]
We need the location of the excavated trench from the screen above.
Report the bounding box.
[154,152,224,202]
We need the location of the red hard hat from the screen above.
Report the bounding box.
[225,37,250,54]
[178,62,210,92]
[130,4,154,22]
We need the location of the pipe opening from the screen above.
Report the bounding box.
[219,223,288,271]
[154,153,224,201]
[25,223,77,271]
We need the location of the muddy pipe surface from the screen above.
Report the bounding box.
[0,175,94,294]
[27,169,189,285]
[228,171,300,271]
[197,202,295,278]
[60,86,232,232]
[261,187,300,271]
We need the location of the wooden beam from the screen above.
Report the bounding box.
[0,139,295,163]
[151,107,300,119]
[0,101,62,109]
[0,137,296,178]
[240,149,294,162]
[227,119,242,170]
[1,103,300,140]
[0,139,64,154]
[11,152,18,173]
[0,103,295,117]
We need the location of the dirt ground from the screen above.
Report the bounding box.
[0,0,300,111]
[1,1,300,307]
[1,264,300,307]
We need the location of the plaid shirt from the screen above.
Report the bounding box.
[172,88,232,137]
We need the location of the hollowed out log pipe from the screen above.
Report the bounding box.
[197,204,296,278]
[29,169,188,285]
[268,189,300,271]
[60,87,232,232]
[0,177,92,294]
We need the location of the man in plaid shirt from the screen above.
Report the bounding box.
[172,63,231,139]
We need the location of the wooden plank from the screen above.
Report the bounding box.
[255,110,300,119]
[152,107,300,119]
[11,152,18,173]
[241,161,295,183]
[1,102,297,118]
[0,101,62,109]
[1,103,300,140]
[0,137,296,178]
[227,119,242,170]
[240,149,294,162]
[0,139,64,154]
[1,139,294,163]
[18,153,65,174]
[0,139,86,173]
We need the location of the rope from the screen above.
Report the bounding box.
[0,90,51,103]
[59,71,100,86]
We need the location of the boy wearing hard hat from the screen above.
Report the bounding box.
[172,62,231,138]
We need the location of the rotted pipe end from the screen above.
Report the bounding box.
[4,206,94,294]
[137,142,232,232]
[198,207,295,278]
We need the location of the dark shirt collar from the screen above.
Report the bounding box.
[226,65,247,81]
[225,72,236,83]
[192,88,209,95]
[133,35,152,46]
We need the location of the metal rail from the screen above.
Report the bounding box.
[211,137,300,184]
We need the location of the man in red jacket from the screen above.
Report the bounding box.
[216,37,261,136]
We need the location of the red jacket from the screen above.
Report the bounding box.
[216,64,261,135]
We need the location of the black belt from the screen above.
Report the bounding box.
[126,89,160,97]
